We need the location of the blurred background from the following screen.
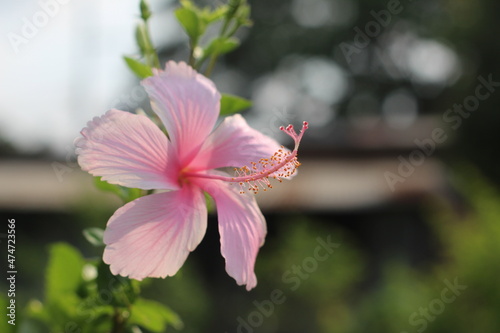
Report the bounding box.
[1,0,500,332]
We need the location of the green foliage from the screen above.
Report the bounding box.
[129,299,183,332]
[139,263,211,333]
[175,0,251,74]
[94,177,143,203]
[203,5,229,24]
[220,94,252,115]
[346,170,500,333]
[175,7,202,44]
[83,227,105,247]
[228,174,500,333]
[20,242,181,332]
[199,37,240,63]
[134,21,159,69]
[347,265,431,333]
[46,243,85,303]
[139,0,152,21]
[204,192,215,213]
[96,260,140,308]
[135,23,150,56]
[123,56,153,79]
[124,0,159,77]
[424,169,500,333]
[254,218,364,333]
[21,243,94,332]
[124,0,252,117]
[0,295,15,333]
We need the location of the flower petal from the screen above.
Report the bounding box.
[103,185,207,280]
[141,61,221,165]
[189,114,284,171]
[75,109,179,190]
[193,176,266,290]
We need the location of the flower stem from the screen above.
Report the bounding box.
[137,3,160,69]
[204,53,218,77]
[111,308,126,333]
[189,41,197,67]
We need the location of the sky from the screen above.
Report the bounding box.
[0,0,180,155]
[0,0,460,156]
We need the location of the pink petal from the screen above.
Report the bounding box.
[189,114,284,171]
[76,109,179,190]
[141,61,221,166]
[103,185,207,279]
[192,175,266,290]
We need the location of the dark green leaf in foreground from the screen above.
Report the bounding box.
[96,260,141,308]
[46,243,85,302]
[129,298,183,332]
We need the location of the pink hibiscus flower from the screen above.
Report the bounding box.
[75,61,307,290]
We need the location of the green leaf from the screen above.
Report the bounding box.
[202,5,228,23]
[175,7,201,42]
[204,192,215,213]
[43,294,84,332]
[94,177,127,198]
[94,177,143,203]
[83,227,105,247]
[124,56,153,79]
[83,311,114,333]
[139,0,152,21]
[236,2,253,27]
[204,37,240,58]
[46,243,85,302]
[220,94,252,115]
[96,261,140,308]
[226,0,241,20]
[129,298,183,332]
[135,23,151,55]
[179,0,197,11]
[126,188,143,203]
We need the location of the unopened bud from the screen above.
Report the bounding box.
[140,0,152,21]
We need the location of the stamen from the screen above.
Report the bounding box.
[232,145,300,194]
[185,121,308,194]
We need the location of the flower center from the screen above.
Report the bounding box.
[178,167,194,186]
[184,121,308,194]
